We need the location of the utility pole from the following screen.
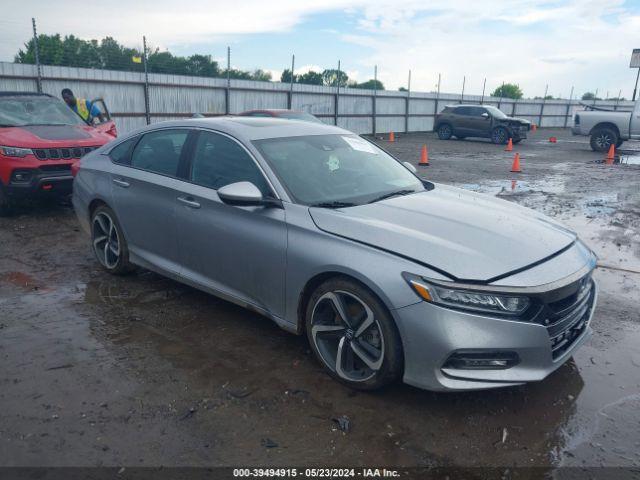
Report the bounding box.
[31,18,42,93]
[226,47,231,115]
[480,78,486,104]
[334,60,340,126]
[405,69,411,134]
[142,36,150,125]
[564,86,574,128]
[288,54,295,109]
[373,65,378,136]
[538,84,548,127]
[434,73,441,118]
[633,68,639,101]
[460,76,465,103]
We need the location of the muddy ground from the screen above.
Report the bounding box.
[0,129,639,474]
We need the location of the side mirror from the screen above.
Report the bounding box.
[481,112,490,119]
[403,161,417,173]
[217,181,265,206]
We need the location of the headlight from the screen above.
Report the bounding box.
[1,146,34,158]
[406,276,530,315]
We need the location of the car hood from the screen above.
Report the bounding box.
[0,124,113,148]
[308,184,577,282]
[503,116,531,126]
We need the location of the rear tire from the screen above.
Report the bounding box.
[305,277,403,390]
[91,205,134,275]
[513,138,522,144]
[590,127,618,152]
[491,127,509,144]
[437,124,453,140]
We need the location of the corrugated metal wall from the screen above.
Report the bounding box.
[1,61,634,135]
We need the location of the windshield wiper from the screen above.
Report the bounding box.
[368,189,416,204]
[310,201,357,209]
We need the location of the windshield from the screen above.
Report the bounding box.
[485,106,508,119]
[253,134,424,206]
[0,96,85,127]
[277,112,323,123]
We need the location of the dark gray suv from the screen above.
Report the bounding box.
[434,105,531,144]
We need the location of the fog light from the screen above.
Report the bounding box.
[443,351,519,370]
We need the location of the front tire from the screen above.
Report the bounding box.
[491,127,509,144]
[590,127,618,152]
[91,205,134,275]
[305,277,403,390]
[437,124,453,140]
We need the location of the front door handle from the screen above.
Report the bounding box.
[177,196,201,209]
[112,178,130,188]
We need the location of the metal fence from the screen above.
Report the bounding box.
[3,60,635,136]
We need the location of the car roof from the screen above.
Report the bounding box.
[241,109,306,114]
[122,116,346,142]
[445,104,487,109]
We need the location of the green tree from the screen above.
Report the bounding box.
[298,71,323,85]
[398,86,408,92]
[250,69,272,82]
[490,83,523,99]
[353,79,385,90]
[280,69,296,83]
[581,92,602,101]
[15,34,223,78]
[322,69,349,87]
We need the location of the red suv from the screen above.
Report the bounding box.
[0,92,117,215]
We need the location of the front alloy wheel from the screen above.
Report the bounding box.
[590,127,618,152]
[91,206,133,275]
[491,127,509,144]
[306,278,403,389]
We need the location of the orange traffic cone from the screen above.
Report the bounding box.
[510,153,522,173]
[532,124,537,133]
[505,138,513,152]
[389,131,395,142]
[605,144,615,165]
[419,145,429,166]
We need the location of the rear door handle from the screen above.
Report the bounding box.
[112,178,130,188]
[177,196,201,209]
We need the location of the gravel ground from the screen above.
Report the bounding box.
[0,128,639,474]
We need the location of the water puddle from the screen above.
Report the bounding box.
[456,178,565,196]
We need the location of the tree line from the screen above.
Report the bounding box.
[14,34,383,89]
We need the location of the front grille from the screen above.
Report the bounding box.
[39,164,72,173]
[34,146,98,160]
[542,277,595,360]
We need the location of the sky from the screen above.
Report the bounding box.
[1,0,639,99]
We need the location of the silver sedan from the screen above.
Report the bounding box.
[72,117,597,391]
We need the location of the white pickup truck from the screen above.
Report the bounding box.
[572,100,640,151]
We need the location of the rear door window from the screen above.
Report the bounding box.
[468,107,487,117]
[190,131,271,196]
[130,130,188,177]
[454,106,471,116]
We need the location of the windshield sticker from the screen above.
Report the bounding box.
[342,136,378,154]
[327,155,340,171]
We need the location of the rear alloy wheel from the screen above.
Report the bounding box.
[91,206,133,275]
[491,127,509,144]
[437,124,453,140]
[306,278,403,390]
[590,127,618,152]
